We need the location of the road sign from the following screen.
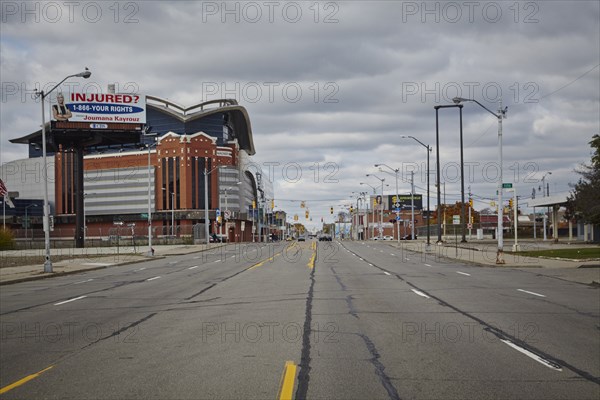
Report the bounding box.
[396,216,401,221]
[467,223,473,229]
[502,183,513,189]
[224,210,231,219]
[452,215,460,225]
[216,208,221,217]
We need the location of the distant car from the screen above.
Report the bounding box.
[400,234,417,240]
[318,235,332,241]
[298,237,306,241]
[383,235,393,241]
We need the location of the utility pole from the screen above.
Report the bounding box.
[468,186,472,240]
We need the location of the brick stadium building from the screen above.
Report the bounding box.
[5,96,273,243]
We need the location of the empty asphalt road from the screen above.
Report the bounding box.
[1,240,598,399]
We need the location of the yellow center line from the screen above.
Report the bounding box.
[277,361,297,400]
[0,365,54,395]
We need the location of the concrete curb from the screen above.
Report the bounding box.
[0,243,229,286]
[0,256,164,286]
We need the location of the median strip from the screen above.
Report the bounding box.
[0,365,54,395]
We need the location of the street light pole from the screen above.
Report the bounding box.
[401,135,432,248]
[144,130,157,256]
[35,68,91,273]
[540,171,552,241]
[375,164,400,244]
[171,192,175,237]
[453,97,508,264]
[366,174,385,239]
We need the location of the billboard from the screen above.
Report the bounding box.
[51,92,146,124]
[370,194,423,211]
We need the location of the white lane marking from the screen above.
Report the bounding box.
[168,261,178,264]
[500,339,562,371]
[406,258,410,261]
[390,253,395,256]
[73,279,93,285]
[188,266,199,270]
[147,276,162,281]
[456,271,471,276]
[383,271,391,276]
[193,256,200,259]
[411,289,430,299]
[54,295,87,306]
[231,256,236,259]
[424,263,432,267]
[358,258,363,261]
[517,289,546,298]
[136,267,146,271]
[368,263,373,266]
[215,260,221,263]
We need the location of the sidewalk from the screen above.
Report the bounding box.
[388,239,600,286]
[0,243,227,285]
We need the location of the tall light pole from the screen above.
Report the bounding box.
[366,174,385,239]
[204,164,225,245]
[401,135,432,248]
[360,183,376,239]
[434,104,463,244]
[540,171,552,241]
[221,181,241,242]
[24,204,37,240]
[34,68,91,273]
[144,131,157,256]
[375,164,400,244]
[453,97,508,264]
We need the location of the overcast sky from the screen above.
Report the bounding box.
[1,1,599,230]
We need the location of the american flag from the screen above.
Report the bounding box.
[0,178,7,197]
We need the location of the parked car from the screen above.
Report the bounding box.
[318,235,332,241]
[383,235,393,241]
[298,236,306,241]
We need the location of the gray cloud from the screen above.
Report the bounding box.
[1,0,598,230]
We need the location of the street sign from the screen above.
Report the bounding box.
[467,223,473,229]
[216,209,221,217]
[502,183,513,189]
[452,215,460,225]
[224,210,231,219]
[396,216,401,221]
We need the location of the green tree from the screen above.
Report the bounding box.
[566,134,600,224]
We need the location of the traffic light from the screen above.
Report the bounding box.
[508,198,513,208]
[252,200,256,209]
[469,198,473,208]
[330,207,333,214]
[470,216,474,223]
[305,210,309,219]
[350,206,354,213]
[271,199,274,209]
